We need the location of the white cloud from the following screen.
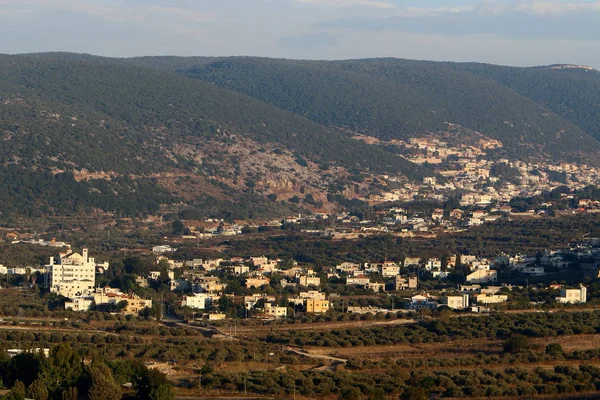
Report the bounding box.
[291,0,600,17]
[294,0,396,9]
[517,1,600,15]
[0,0,216,40]
[72,3,214,23]
[380,1,600,17]
[401,6,474,17]
[0,0,214,22]
[474,1,600,16]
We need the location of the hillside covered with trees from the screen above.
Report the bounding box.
[2,53,600,219]
[0,54,429,220]
[131,56,600,163]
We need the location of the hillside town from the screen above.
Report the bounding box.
[123,132,600,242]
[369,132,600,211]
[2,234,599,322]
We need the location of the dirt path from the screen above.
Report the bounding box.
[0,324,119,336]
[234,318,414,336]
[284,346,347,364]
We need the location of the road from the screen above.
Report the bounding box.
[233,318,415,336]
[176,397,264,400]
[165,320,218,338]
[284,346,347,364]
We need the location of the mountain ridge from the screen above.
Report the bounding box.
[2,52,600,220]
[157,56,600,164]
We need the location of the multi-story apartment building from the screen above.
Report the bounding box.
[305,298,330,313]
[49,248,96,298]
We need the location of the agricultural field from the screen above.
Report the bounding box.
[4,287,600,399]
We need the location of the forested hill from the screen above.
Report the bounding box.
[441,62,600,145]
[0,55,423,176]
[128,56,600,163]
[0,54,428,220]
[2,52,600,220]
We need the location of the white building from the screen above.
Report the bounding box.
[7,267,35,275]
[346,276,371,286]
[65,297,94,311]
[468,218,484,226]
[403,257,421,267]
[425,259,442,270]
[264,302,287,318]
[556,285,587,304]
[409,294,438,310]
[442,294,470,310]
[466,269,498,284]
[298,291,327,300]
[233,265,250,275]
[50,249,96,298]
[336,262,361,274]
[380,263,401,277]
[7,348,50,358]
[471,260,491,271]
[432,271,450,279]
[182,293,211,309]
[298,275,321,287]
[153,245,175,253]
[475,294,508,305]
[65,287,152,314]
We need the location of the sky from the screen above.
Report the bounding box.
[0,0,599,67]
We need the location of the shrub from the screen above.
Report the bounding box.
[504,334,530,353]
[546,343,564,357]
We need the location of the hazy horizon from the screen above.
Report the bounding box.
[3,50,597,70]
[0,0,599,69]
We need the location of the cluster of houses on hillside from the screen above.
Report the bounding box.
[3,235,600,318]
[159,242,596,316]
[381,133,600,209]
[162,191,600,243]
[169,256,332,319]
[408,283,588,313]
